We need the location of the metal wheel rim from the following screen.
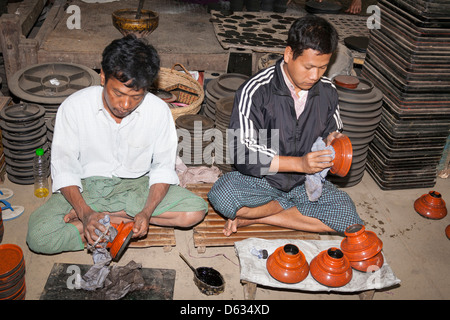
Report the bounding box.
[9,62,100,104]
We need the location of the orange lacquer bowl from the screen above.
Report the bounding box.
[414,191,447,220]
[330,135,353,177]
[107,222,134,262]
[340,224,383,262]
[310,248,352,287]
[266,244,309,284]
[349,251,384,272]
[0,244,26,300]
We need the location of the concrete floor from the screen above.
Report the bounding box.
[1,171,449,300]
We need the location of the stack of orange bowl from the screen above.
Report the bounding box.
[0,208,3,243]
[0,244,26,300]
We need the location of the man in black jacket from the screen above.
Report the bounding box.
[208,15,364,236]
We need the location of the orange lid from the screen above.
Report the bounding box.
[110,222,134,261]
[330,135,353,177]
[0,244,24,278]
[334,75,360,89]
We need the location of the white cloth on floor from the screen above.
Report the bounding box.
[176,156,222,187]
[235,238,401,293]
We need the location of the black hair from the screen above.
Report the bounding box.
[101,34,160,90]
[287,15,339,59]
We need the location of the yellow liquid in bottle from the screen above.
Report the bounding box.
[34,187,49,198]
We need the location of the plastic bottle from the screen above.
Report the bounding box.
[33,148,49,198]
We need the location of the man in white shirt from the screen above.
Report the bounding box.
[27,35,207,254]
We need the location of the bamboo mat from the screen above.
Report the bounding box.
[187,183,320,253]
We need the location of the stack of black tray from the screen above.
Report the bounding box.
[328,76,383,188]
[0,103,48,185]
[203,73,248,121]
[361,0,450,190]
[213,96,235,173]
[175,114,215,166]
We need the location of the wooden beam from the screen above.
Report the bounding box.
[0,14,22,82]
[242,281,257,300]
[34,0,65,47]
[16,0,46,37]
[19,38,39,70]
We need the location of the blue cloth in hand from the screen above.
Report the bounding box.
[305,137,335,202]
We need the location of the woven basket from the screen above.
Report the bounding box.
[155,63,204,121]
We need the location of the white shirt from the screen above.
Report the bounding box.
[51,86,179,192]
[280,61,308,119]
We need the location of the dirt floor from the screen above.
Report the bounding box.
[1,172,449,301]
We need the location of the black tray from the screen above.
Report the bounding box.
[368,144,442,167]
[371,134,445,158]
[368,32,450,69]
[367,45,450,78]
[380,0,450,27]
[376,122,449,147]
[364,55,450,93]
[366,162,436,190]
[380,3,450,40]
[361,63,450,113]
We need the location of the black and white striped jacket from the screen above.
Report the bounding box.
[228,59,343,192]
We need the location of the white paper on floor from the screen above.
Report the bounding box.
[235,238,401,293]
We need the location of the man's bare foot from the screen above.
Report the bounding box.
[223,218,239,237]
[63,209,79,223]
[345,0,362,14]
[108,210,133,224]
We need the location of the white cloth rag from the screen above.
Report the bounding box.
[175,156,222,187]
[77,215,116,291]
[235,238,401,293]
[305,137,335,202]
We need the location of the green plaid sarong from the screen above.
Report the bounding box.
[26,176,207,254]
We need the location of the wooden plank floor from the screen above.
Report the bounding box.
[129,225,176,253]
[187,183,320,253]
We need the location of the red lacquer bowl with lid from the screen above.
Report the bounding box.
[340,224,382,262]
[330,135,353,177]
[349,251,384,272]
[310,247,352,287]
[266,244,309,284]
[414,191,447,220]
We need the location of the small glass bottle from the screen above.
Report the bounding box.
[33,148,49,198]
